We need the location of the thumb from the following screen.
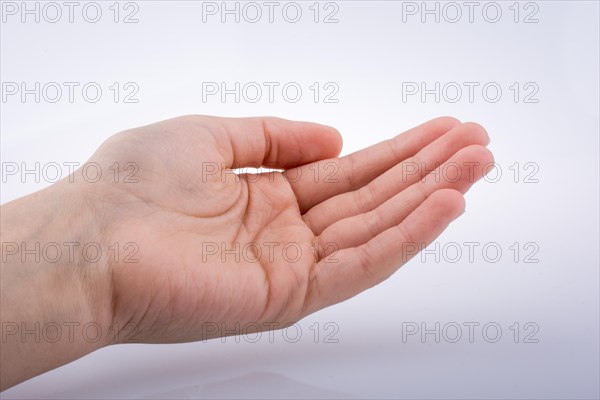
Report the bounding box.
[211,116,343,169]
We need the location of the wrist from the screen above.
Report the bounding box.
[1,181,113,390]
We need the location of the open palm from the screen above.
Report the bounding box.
[85,115,492,343]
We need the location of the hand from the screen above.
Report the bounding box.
[0,115,492,389]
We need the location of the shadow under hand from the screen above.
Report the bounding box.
[142,371,354,399]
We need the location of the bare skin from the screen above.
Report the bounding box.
[0,115,493,390]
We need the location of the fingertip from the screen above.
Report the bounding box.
[460,122,490,145]
[459,144,495,165]
[319,124,343,158]
[257,117,344,168]
[432,116,462,131]
[459,145,495,186]
[440,145,495,192]
[300,121,343,159]
[332,127,344,156]
[476,145,494,168]
[429,188,466,218]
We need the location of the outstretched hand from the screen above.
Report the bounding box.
[0,115,492,390]
[84,115,492,342]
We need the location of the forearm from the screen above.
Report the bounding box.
[0,184,112,391]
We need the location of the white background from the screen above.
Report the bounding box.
[1,1,599,398]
